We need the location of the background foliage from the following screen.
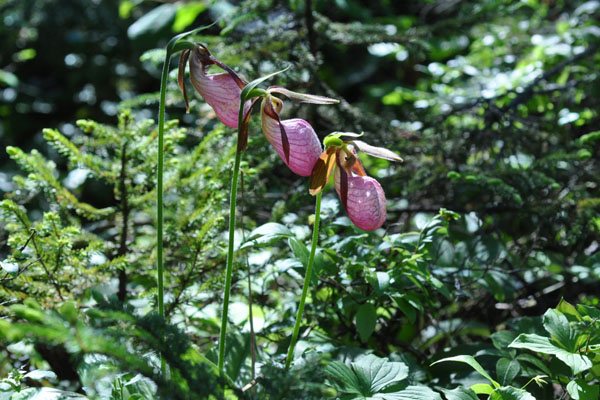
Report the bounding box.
[1,0,599,399]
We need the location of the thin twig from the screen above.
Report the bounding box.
[117,141,130,303]
[30,230,64,301]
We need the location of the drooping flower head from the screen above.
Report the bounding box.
[178,44,249,128]
[179,46,339,174]
[257,87,338,176]
[309,133,403,231]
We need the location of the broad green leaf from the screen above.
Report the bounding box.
[327,354,409,396]
[491,330,518,356]
[515,354,552,376]
[367,271,390,293]
[10,387,86,399]
[556,299,581,321]
[288,237,309,269]
[577,304,600,320]
[442,387,480,400]
[127,4,177,40]
[325,361,363,395]
[372,385,442,399]
[355,303,377,342]
[352,354,409,393]
[23,370,57,381]
[490,386,536,400]
[431,355,500,388]
[470,384,494,395]
[392,295,416,324]
[543,309,576,350]
[241,222,293,249]
[509,333,592,375]
[566,379,600,400]
[496,358,520,385]
[247,222,292,239]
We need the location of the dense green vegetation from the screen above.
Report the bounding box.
[1,0,599,399]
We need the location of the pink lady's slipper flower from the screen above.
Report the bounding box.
[258,87,338,176]
[178,44,249,128]
[309,133,403,231]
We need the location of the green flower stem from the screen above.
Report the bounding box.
[156,47,176,377]
[218,149,242,371]
[285,191,322,369]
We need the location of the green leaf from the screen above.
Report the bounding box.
[127,4,177,40]
[172,2,207,32]
[496,358,520,385]
[491,330,518,356]
[326,354,409,397]
[470,384,494,395]
[515,353,552,376]
[352,354,409,393]
[288,237,309,269]
[442,387,480,400]
[23,370,57,381]
[355,303,377,342]
[241,222,293,249]
[566,379,600,400]
[325,361,363,395]
[10,388,85,399]
[372,385,442,399]
[490,387,535,400]
[543,309,576,350]
[509,333,592,375]
[556,299,581,321]
[247,222,292,239]
[431,355,500,388]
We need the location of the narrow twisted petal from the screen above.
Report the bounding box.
[189,52,248,128]
[262,112,322,176]
[334,168,386,231]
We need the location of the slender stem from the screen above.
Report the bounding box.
[241,172,257,389]
[218,150,242,371]
[156,49,171,377]
[285,191,322,369]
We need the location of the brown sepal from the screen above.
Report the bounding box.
[337,154,349,211]
[237,97,260,153]
[178,49,191,113]
[309,147,337,195]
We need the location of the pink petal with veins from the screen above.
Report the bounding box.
[334,169,386,231]
[189,53,248,128]
[262,114,322,176]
